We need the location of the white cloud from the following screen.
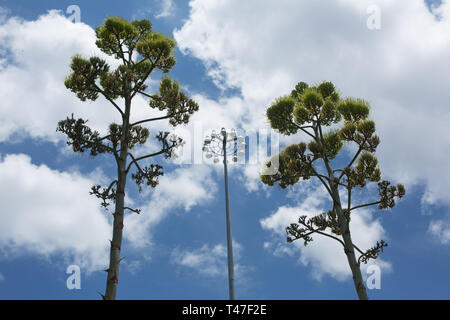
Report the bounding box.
[155,0,175,19]
[170,241,253,284]
[174,0,450,209]
[124,165,217,247]
[0,7,9,23]
[0,153,111,272]
[124,260,143,275]
[260,182,392,281]
[429,220,450,244]
[171,243,229,277]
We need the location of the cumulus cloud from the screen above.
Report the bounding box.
[171,243,230,277]
[0,7,9,23]
[123,260,144,275]
[260,182,392,281]
[155,0,175,19]
[0,153,111,272]
[174,0,450,209]
[170,241,253,284]
[429,220,450,244]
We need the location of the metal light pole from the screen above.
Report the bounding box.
[203,128,246,300]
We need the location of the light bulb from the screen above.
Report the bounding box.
[213,156,220,163]
[206,152,212,159]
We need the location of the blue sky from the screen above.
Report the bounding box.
[0,0,449,300]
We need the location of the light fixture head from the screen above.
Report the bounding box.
[230,129,236,137]
[202,146,209,152]
[221,127,227,136]
[232,155,238,162]
[238,150,245,157]
[206,152,212,159]
[213,156,220,163]
[204,135,211,144]
[238,135,244,142]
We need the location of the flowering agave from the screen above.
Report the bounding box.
[261,81,405,300]
[57,16,199,300]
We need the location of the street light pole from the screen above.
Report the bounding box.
[203,128,245,300]
[222,131,235,300]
